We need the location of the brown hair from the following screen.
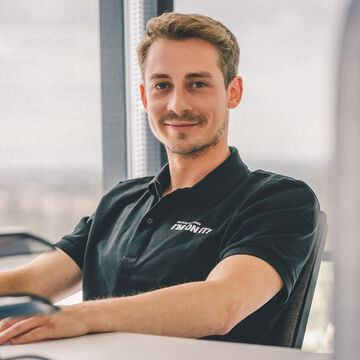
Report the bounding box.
[137,12,240,88]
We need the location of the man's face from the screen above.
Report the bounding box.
[140,38,238,157]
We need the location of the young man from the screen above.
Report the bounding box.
[0,13,319,345]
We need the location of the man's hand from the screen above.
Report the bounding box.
[0,304,89,345]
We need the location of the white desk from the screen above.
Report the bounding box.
[0,332,332,360]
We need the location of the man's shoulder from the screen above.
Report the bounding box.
[248,168,310,188]
[238,168,319,209]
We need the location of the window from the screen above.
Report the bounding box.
[0,1,102,267]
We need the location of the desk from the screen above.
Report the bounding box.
[0,332,331,360]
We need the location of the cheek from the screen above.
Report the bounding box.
[202,89,226,113]
[146,110,163,139]
[215,94,229,116]
[147,96,165,117]
[147,115,161,140]
[147,113,157,129]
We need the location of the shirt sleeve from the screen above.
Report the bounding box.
[53,180,128,270]
[218,175,320,304]
[54,214,94,270]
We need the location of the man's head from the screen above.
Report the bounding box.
[138,13,243,158]
[137,12,239,89]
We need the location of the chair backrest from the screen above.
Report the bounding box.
[269,210,328,348]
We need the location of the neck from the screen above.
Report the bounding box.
[163,140,231,196]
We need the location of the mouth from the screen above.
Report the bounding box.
[164,122,199,130]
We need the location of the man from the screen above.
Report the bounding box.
[0,12,319,345]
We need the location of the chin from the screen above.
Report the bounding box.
[166,141,216,158]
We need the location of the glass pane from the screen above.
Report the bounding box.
[0,0,102,259]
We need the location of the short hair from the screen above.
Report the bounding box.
[137,12,240,88]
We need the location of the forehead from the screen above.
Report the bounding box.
[144,38,222,81]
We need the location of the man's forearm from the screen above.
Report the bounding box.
[0,270,27,295]
[81,280,231,339]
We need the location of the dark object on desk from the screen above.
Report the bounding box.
[0,232,58,358]
[0,293,60,319]
[1,355,53,359]
[0,231,55,257]
[267,210,328,348]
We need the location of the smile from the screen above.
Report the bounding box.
[164,123,199,130]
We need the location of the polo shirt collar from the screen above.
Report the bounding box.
[148,147,250,206]
[148,161,171,199]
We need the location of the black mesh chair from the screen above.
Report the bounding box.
[268,211,328,348]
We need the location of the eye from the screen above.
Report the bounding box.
[154,82,169,90]
[191,81,207,88]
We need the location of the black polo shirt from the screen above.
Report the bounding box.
[55,146,320,345]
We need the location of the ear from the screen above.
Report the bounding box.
[140,83,148,112]
[227,76,243,109]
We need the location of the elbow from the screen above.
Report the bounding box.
[213,311,240,336]
[216,304,244,336]
[216,319,236,336]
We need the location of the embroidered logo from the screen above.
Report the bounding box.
[170,220,213,234]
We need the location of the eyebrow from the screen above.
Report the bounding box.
[149,71,213,81]
[150,73,170,80]
[185,71,213,79]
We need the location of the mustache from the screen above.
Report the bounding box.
[159,112,207,124]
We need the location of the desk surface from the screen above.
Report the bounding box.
[0,332,332,360]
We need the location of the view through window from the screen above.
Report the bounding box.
[0,1,102,275]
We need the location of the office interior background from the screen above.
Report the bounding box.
[0,0,355,355]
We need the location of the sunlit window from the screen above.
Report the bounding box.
[0,1,102,251]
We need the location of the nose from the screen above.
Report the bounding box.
[166,88,192,116]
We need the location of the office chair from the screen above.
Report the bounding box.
[268,210,328,348]
[0,229,54,257]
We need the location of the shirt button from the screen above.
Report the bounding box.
[146,218,154,224]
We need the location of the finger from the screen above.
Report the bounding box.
[10,325,49,345]
[0,315,48,345]
[0,316,31,331]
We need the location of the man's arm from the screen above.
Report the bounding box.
[0,248,82,302]
[0,254,282,344]
[86,254,283,337]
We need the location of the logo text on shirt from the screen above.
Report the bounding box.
[170,221,213,234]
